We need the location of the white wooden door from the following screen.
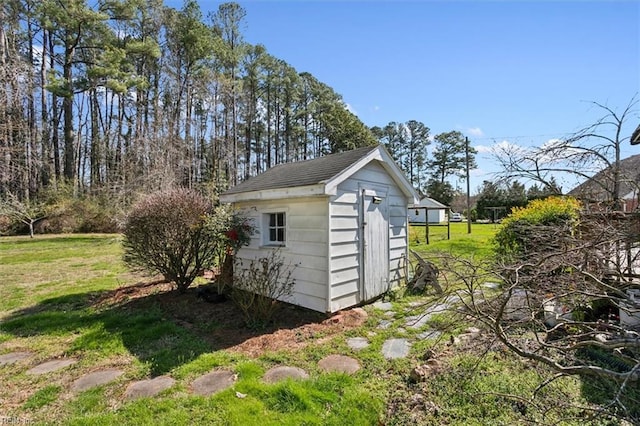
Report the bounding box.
[361,189,390,300]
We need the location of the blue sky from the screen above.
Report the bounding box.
[180,0,639,192]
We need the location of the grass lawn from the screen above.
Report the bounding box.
[0,233,608,425]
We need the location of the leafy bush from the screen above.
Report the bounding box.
[122,188,218,293]
[232,249,296,328]
[493,196,581,258]
[205,204,256,293]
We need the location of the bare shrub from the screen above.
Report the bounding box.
[122,188,217,293]
[231,249,296,328]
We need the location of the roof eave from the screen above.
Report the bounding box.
[219,184,327,203]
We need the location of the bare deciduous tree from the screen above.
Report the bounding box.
[446,213,640,423]
[493,97,639,210]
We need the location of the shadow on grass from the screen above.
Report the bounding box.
[576,347,640,422]
[0,282,326,376]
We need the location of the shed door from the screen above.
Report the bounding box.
[361,188,390,300]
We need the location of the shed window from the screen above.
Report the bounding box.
[266,212,286,245]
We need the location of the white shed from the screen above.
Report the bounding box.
[408,197,447,224]
[219,145,419,313]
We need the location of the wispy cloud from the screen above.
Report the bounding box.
[475,140,526,155]
[345,103,357,114]
[467,127,484,137]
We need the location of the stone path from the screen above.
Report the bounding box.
[1,296,462,408]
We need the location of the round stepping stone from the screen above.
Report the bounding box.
[72,369,124,393]
[27,359,77,375]
[382,338,411,360]
[124,376,175,400]
[346,337,370,351]
[262,366,309,384]
[0,351,33,366]
[318,355,360,375]
[192,370,236,396]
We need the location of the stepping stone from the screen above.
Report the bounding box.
[318,355,360,375]
[384,311,396,318]
[347,337,370,351]
[72,369,124,393]
[0,351,33,366]
[262,366,309,384]
[378,319,393,329]
[405,314,432,329]
[124,376,175,400]
[382,338,411,360]
[192,370,236,396]
[27,359,77,375]
[417,330,442,340]
[373,301,393,311]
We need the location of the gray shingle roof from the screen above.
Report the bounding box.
[222,145,379,195]
[569,153,640,200]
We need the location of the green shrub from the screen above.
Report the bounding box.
[122,188,218,293]
[493,196,581,258]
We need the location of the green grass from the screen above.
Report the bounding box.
[0,233,617,425]
[409,222,497,259]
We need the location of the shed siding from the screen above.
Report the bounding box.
[328,161,409,311]
[233,197,329,312]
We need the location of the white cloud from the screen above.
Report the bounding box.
[467,127,484,137]
[345,103,357,115]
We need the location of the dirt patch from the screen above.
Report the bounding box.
[94,280,368,358]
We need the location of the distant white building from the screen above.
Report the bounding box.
[408,197,447,224]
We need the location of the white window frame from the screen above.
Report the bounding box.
[262,211,287,247]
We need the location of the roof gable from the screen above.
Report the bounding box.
[220,145,419,203]
[410,197,448,208]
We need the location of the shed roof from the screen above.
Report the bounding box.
[410,197,448,209]
[223,145,376,195]
[220,145,419,203]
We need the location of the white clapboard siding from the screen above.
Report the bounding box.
[233,197,330,312]
[328,161,409,308]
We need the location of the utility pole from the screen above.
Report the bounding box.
[465,136,471,234]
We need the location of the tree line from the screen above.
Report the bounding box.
[0,0,376,205]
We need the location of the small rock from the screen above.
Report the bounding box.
[378,319,393,329]
[409,365,432,382]
[236,391,247,399]
[351,307,368,319]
